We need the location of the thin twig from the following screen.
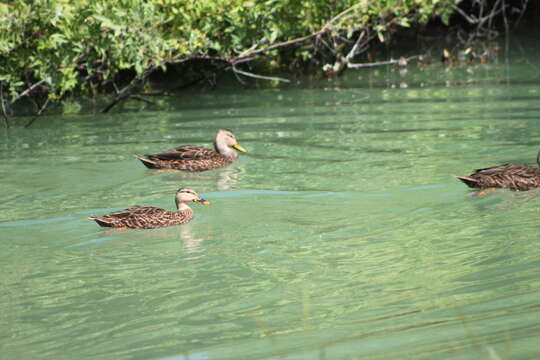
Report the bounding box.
[0,83,10,129]
[514,0,529,27]
[452,2,505,27]
[348,54,422,69]
[165,55,229,67]
[10,79,46,105]
[237,43,259,59]
[232,67,290,83]
[502,0,509,34]
[233,57,257,65]
[102,66,157,113]
[24,97,51,128]
[317,36,337,55]
[235,32,323,61]
[323,1,372,30]
[452,4,479,24]
[136,90,170,96]
[231,68,247,85]
[344,30,367,63]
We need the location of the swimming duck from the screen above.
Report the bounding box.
[88,187,209,229]
[457,151,540,191]
[138,129,247,171]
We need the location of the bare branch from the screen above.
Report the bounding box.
[232,67,290,83]
[233,57,257,65]
[344,30,367,62]
[452,4,479,24]
[348,55,422,69]
[102,66,157,113]
[24,97,51,128]
[452,2,506,27]
[231,68,247,86]
[235,32,322,61]
[514,0,529,27]
[322,0,373,31]
[237,43,259,59]
[165,55,230,66]
[11,80,46,105]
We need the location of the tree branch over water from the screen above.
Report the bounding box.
[24,97,51,128]
[0,0,531,115]
[11,80,46,105]
[102,66,157,113]
[231,67,290,83]
[348,55,422,69]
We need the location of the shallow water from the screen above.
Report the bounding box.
[2,39,540,360]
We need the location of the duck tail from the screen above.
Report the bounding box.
[137,156,159,169]
[88,216,114,227]
[456,176,479,188]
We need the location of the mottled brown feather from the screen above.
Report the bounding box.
[89,206,193,229]
[457,155,540,191]
[139,145,233,171]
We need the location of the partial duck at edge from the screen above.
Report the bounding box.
[457,151,540,191]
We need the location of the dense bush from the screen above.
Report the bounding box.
[0,0,462,106]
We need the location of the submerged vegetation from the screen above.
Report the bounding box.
[0,0,530,120]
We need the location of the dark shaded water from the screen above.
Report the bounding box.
[2,37,540,359]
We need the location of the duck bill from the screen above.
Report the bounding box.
[232,143,247,152]
[197,199,210,205]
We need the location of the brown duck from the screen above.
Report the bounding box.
[457,151,540,191]
[88,187,209,229]
[138,129,247,172]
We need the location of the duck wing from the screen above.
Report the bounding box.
[474,163,540,177]
[146,145,218,160]
[100,206,165,218]
[89,206,168,228]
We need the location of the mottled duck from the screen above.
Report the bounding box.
[457,151,540,191]
[138,129,247,171]
[89,187,209,229]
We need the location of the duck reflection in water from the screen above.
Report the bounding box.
[178,223,206,258]
[153,166,242,192]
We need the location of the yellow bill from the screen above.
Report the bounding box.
[232,143,247,152]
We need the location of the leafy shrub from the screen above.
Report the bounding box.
[0,0,456,104]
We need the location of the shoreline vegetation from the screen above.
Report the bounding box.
[0,0,531,125]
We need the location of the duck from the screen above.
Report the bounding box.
[456,151,540,191]
[138,129,247,171]
[88,187,209,229]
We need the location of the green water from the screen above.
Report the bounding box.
[2,43,540,360]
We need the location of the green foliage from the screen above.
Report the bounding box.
[0,0,457,102]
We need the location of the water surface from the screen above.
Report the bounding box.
[2,38,540,359]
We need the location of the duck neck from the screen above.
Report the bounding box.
[176,201,192,211]
[214,139,237,160]
[174,201,194,223]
